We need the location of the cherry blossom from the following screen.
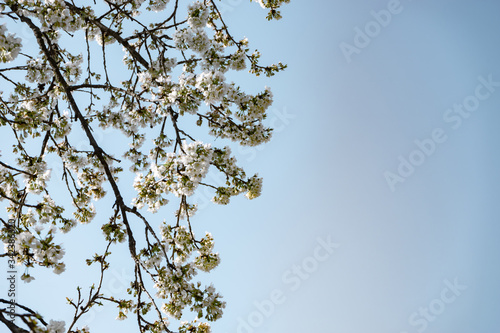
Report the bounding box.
[0,0,288,332]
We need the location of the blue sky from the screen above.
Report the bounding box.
[3,0,500,332]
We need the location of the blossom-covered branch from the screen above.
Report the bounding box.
[0,0,288,332]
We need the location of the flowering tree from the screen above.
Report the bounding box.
[0,0,288,332]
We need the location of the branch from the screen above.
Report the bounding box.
[65,2,150,69]
[0,161,34,177]
[0,312,28,333]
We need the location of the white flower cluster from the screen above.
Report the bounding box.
[193,283,225,321]
[14,227,66,278]
[86,25,116,46]
[251,0,291,19]
[26,57,54,84]
[25,52,81,85]
[18,157,51,195]
[166,73,202,115]
[179,320,211,333]
[195,71,228,104]
[230,50,247,71]
[194,233,220,273]
[187,2,210,29]
[46,320,66,333]
[210,146,263,204]
[133,141,212,212]
[62,55,83,84]
[24,169,51,195]
[174,27,211,54]
[58,146,87,171]
[28,194,77,234]
[245,175,263,200]
[148,0,170,12]
[157,262,198,318]
[159,224,220,271]
[115,299,135,321]
[206,87,274,146]
[18,209,36,227]
[143,250,163,269]
[8,97,54,143]
[129,143,263,208]
[172,2,211,54]
[138,58,177,97]
[160,224,196,264]
[0,24,22,63]
[54,145,107,219]
[165,71,273,146]
[0,167,18,204]
[15,0,86,33]
[154,223,225,321]
[237,87,274,123]
[106,0,145,8]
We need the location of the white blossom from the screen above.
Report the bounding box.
[0,24,22,62]
[46,320,66,333]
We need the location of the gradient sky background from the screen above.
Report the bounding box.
[3,0,500,332]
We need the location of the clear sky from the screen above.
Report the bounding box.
[3,0,500,332]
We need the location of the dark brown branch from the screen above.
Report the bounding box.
[0,161,33,177]
[0,312,29,333]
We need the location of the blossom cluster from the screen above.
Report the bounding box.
[105,0,172,12]
[45,320,66,333]
[179,320,211,333]
[0,23,22,63]
[152,224,225,321]
[210,146,263,204]
[12,0,87,33]
[20,159,51,195]
[14,226,66,279]
[252,0,291,20]
[133,141,212,212]
[133,142,263,212]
